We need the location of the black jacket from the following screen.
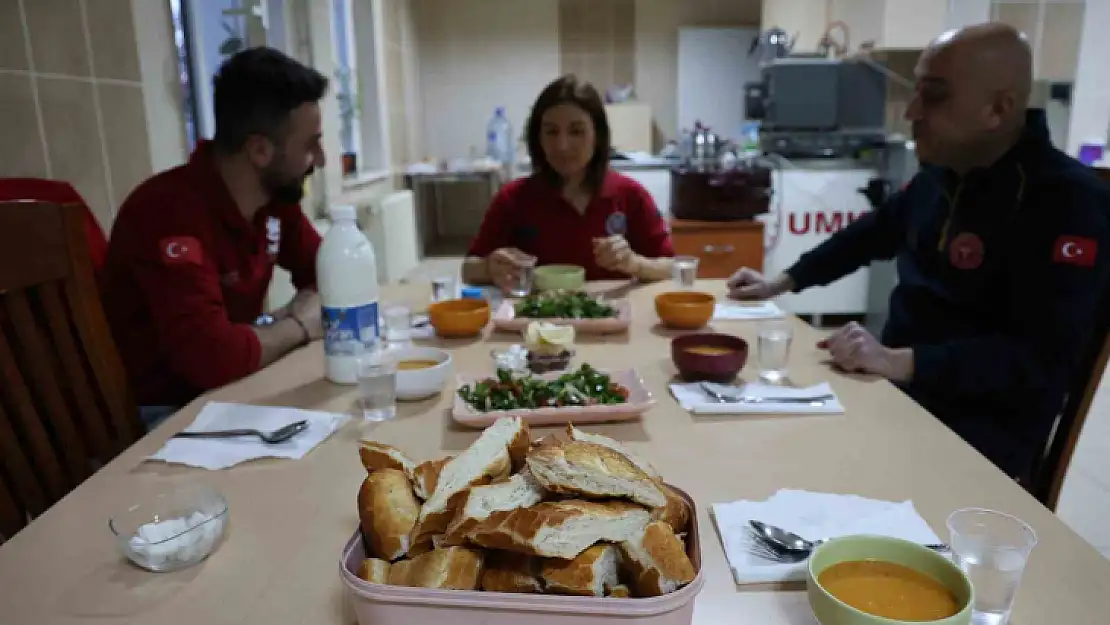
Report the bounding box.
[787,110,1110,477]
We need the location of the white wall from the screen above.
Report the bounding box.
[1067,0,1110,156]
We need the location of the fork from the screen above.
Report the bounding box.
[700,382,834,405]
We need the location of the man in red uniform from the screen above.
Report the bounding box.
[101,48,329,428]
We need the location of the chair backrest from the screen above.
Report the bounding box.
[0,200,139,538]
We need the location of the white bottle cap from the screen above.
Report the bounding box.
[330,204,357,221]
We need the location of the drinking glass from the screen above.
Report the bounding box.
[508,258,536,297]
[756,319,793,383]
[357,350,397,422]
[382,303,412,345]
[947,508,1037,625]
[431,276,456,302]
[672,256,699,287]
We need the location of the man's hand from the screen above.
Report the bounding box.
[593,235,641,275]
[487,248,535,292]
[818,322,913,382]
[727,267,794,300]
[289,289,323,341]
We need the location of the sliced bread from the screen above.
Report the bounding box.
[619,521,696,597]
[386,546,485,590]
[480,551,544,593]
[412,456,453,500]
[565,424,661,481]
[651,484,691,534]
[541,544,622,597]
[608,584,632,598]
[464,499,650,560]
[358,440,416,476]
[358,468,420,561]
[527,440,666,508]
[355,558,392,584]
[410,417,531,545]
[442,470,547,545]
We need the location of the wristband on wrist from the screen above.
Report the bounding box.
[290,315,311,344]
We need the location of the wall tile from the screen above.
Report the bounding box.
[0,0,29,70]
[97,83,151,208]
[36,77,112,226]
[23,0,91,76]
[84,0,141,81]
[0,73,49,177]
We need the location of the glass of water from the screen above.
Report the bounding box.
[357,349,397,422]
[508,258,536,297]
[947,508,1037,625]
[756,319,793,383]
[672,256,699,287]
[382,303,412,345]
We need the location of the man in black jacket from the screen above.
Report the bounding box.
[729,23,1110,478]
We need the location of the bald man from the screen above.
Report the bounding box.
[728,23,1110,478]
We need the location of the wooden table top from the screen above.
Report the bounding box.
[1,280,1107,625]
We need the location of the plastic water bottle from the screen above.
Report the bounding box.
[317,204,379,384]
[486,106,514,167]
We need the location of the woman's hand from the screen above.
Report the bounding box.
[487,248,536,291]
[593,236,640,275]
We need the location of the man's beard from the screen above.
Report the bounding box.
[262,164,314,205]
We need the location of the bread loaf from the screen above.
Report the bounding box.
[355,558,391,584]
[527,441,666,508]
[651,484,691,533]
[541,544,622,597]
[480,551,543,593]
[620,521,695,597]
[412,456,452,500]
[386,546,485,590]
[608,584,631,598]
[359,441,416,476]
[465,499,650,559]
[410,417,530,545]
[358,468,420,561]
[566,424,661,481]
[443,470,546,545]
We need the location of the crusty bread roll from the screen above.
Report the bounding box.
[541,544,622,597]
[651,484,690,534]
[608,584,631,598]
[442,470,546,545]
[620,521,696,597]
[565,424,661,481]
[480,551,543,593]
[412,456,452,500]
[358,468,420,561]
[465,499,650,559]
[527,441,666,508]
[386,546,485,590]
[410,417,530,546]
[356,558,392,584]
[359,440,416,476]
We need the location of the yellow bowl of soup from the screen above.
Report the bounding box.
[807,535,973,625]
[391,346,452,401]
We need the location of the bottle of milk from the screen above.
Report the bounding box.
[317,204,379,384]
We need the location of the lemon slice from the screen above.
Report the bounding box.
[538,323,575,347]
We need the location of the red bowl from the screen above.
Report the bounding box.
[671,333,749,383]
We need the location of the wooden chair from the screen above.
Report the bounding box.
[0,200,140,540]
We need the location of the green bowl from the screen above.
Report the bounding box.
[534,265,586,291]
[807,535,973,625]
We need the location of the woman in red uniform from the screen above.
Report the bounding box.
[462,75,675,289]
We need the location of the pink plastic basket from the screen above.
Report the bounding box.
[339,487,705,625]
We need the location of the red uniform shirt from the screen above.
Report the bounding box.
[467,170,674,280]
[101,143,321,406]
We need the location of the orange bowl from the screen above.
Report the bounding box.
[428,298,490,338]
[655,291,715,329]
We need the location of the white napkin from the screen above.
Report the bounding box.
[713,300,785,321]
[148,402,349,470]
[711,489,942,584]
[669,382,845,415]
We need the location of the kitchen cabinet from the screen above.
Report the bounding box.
[669,219,764,279]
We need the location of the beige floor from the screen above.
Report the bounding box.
[402,256,1110,558]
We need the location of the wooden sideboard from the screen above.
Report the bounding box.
[669,218,764,278]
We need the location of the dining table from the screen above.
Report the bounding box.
[1,279,1108,625]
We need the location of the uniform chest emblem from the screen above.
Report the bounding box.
[605,211,627,236]
[948,232,985,270]
[266,216,281,259]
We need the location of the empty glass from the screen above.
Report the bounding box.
[431,276,456,302]
[357,350,397,422]
[507,258,536,297]
[757,319,793,383]
[672,256,699,287]
[382,303,412,345]
[947,508,1037,625]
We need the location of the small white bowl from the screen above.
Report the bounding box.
[392,346,452,400]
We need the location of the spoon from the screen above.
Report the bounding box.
[749,520,949,557]
[172,420,309,444]
[700,383,833,405]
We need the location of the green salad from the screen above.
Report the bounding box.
[457,363,630,412]
[514,290,617,319]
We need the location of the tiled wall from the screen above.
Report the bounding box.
[0,0,160,231]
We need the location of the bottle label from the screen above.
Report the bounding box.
[322,302,379,357]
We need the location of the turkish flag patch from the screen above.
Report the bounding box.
[159,236,204,266]
[1052,236,1097,267]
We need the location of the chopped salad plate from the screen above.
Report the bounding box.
[491,299,632,334]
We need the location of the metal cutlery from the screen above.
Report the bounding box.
[699,382,834,406]
[172,419,309,444]
[746,520,949,563]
